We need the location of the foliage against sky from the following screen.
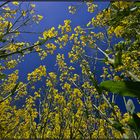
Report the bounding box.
[0,1,140,139]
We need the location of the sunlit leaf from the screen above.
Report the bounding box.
[100,81,140,99]
[135,2,140,7]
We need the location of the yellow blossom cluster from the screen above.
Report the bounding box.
[86,2,97,13]
[0,1,140,139]
[5,59,18,69]
[68,45,85,63]
[88,9,111,26]
[0,20,12,36]
[113,2,132,10]
[43,27,58,39]
[57,34,69,48]
[27,65,46,82]
[12,2,19,6]
[45,43,57,54]
[49,72,57,80]
[2,70,19,92]
[114,26,124,37]
[14,82,27,100]
[33,15,43,24]
[56,53,67,70]
[58,20,71,34]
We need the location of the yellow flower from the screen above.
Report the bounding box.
[113,2,130,10]
[64,20,71,25]
[46,79,53,87]
[63,82,71,91]
[12,2,19,5]
[37,15,43,21]
[27,65,46,82]
[46,43,57,54]
[137,113,140,118]
[6,60,17,69]
[22,10,26,17]
[120,113,131,124]
[43,27,57,39]
[49,72,57,80]
[114,26,124,37]
[34,92,40,98]
[31,4,36,8]
[72,88,82,98]
[108,26,114,34]
[3,7,10,11]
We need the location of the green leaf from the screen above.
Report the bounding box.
[0,73,6,79]
[114,51,122,67]
[1,39,6,43]
[133,113,140,130]
[100,81,140,100]
[112,121,124,133]
[128,113,140,137]
[135,2,140,7]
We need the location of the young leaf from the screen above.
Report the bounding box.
[100,81,140,100]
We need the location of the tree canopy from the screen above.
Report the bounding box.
[0,1,140,139]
